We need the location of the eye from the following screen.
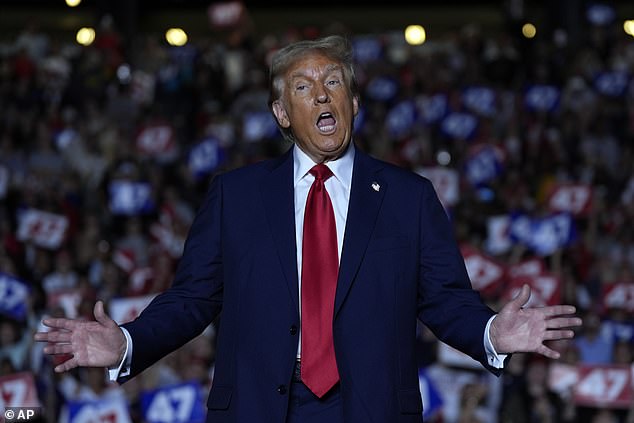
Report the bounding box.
[295,84,308,91]
[327,79,341,86]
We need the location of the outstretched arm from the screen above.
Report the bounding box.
[34,301,126,373]
[490,284,582,358]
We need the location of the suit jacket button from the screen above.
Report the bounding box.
[289,325,298,335]
[277,385,287,395]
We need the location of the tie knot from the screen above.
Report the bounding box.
[309,163,333,182]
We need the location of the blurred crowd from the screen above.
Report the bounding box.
[1,3,634,423]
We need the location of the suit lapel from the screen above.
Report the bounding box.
[335,149,386,317]
[260,148,300,313]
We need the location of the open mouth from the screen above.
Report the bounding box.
[316,112,336,133]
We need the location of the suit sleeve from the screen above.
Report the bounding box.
[415,178,501,373]
[120,174,225,380]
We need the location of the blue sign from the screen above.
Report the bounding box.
[353,36,383,64]
[416,93,448,125]
[365,76,399,102]
[440,112,478,140]
[385,100,416,138]
[0,273,30,321]
[524,85,560,113]
[594,71,630,97]
[189,137,224,179]
[462,86,496,117]
[509,212,576,256]
[142,381,205,423]
[243,111,279,142]
[109,181,155,216]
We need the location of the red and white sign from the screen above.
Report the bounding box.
[136,123,176,158]
[461,245,505,298]
[547,183,593,216]
[485,215,512,255]
[508,258,546,279]
[16,209,68,250]
[68,397,131,423]
[603,283,634,312]
[0,372,40,408]
[47,289,82,319]
[503,272,561,307]
[548,362,578,395]
[109,294,156,325]
[574,365,633,409]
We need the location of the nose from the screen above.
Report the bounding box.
[314,86,330,104]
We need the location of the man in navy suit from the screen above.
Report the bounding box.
[36,35,581,422]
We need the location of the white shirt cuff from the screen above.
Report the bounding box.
[107,327,133,382]
[484,315,507,369]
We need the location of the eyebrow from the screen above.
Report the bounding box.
[289,64,343,80]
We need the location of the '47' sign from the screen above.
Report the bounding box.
[574,365,632,409]
[141,382,205,423]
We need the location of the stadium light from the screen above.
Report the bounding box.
[166,28,188,46]
[624,20,634,37]
[66,0,82,6]
[522,23,537,39]
[76,27,95,46]
[404,25,426,46]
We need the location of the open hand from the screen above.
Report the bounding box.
[490,284,582,359]
[34,301,126,372]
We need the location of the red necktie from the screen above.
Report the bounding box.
[301,163,340,397]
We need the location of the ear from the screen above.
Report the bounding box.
[272,101,290,128]
[353,96,359,117]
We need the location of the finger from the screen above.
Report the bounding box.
[536,344,561,360]
[546,317,583,329]
[93,300,115,328]
[542,305,578,317]
[54,356,78,373]
[42,318,77,331]
[43,344,74,355]
[34,331,71,343]
[509,284,531,310]
[542,329,575,341]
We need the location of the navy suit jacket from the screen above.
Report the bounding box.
[122,145,497,422]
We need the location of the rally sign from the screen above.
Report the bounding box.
[548,362,578,396]
[0,373,40,408]
[16,209,69,250]
[207,1,245,29]
[503,272,561,307]
[547,183,593,216]
[416,166,459,209]
[484,215,512,256]
[141,381,205,423]
[352,36,382,64]
[242,111,279,142]
[594,71,630,98]
[509,213,576,256]
[460,245,505,298]
[464,144,505,187]
[109,294,156,325]
[365,76,399,102]
[0,272,30,321]
[67,397,131,423]
[189,138,224,179]
[419,369,443,421]
[440,112,478,141]
[385,100,416,138]
[462,86,496,117]
[603,283,634,312]
[136,123,176,159]
[507,258,546,279]
[108,181,155,216]
[574,365,632,409]
[416,93,448,125]
[524,84,560,113]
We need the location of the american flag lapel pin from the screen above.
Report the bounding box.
[372,182,380,192]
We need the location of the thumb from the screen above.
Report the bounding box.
[509,284,531,310]
[93,300,115,327]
